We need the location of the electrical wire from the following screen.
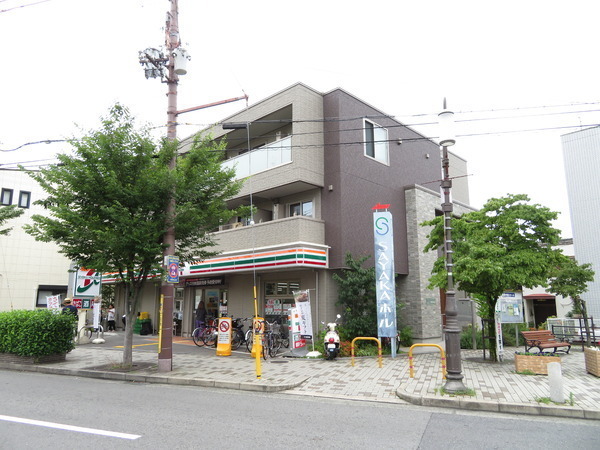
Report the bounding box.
[4,99,600,167]
[0,0,52,13]
[3,121,600,169]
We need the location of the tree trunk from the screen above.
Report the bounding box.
[580,298,592,347]
[486,319,497,361]
[120,281,140,367]
[123,311,134,367]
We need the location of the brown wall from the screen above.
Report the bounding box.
[322,89,441,273]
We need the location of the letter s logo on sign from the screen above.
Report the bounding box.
[375,217,389,235]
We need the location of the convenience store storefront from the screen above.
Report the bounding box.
[105,243,331,337]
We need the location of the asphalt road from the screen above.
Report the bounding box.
[1,370,597,449]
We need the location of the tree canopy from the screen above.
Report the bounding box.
[548,258,595,345]
[422,194,566,360]
[0,205,24,236]
[24,104,245,365]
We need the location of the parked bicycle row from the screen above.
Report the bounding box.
[191,317,290,359]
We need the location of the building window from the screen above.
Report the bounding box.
[289,200,313,217]
[364,119,389,165]
[1,188,13,205]
[18,191,31,208]
[36,285,68,308]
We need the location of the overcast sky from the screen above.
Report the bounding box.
[2,0,600,237]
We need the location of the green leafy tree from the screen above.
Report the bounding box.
[0,205,24,236]
[422,194,564,361]
[547,258,595,346]
[333,253,377,339]
[23,104,245,366]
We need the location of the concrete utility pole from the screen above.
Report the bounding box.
[158,0,180,373]
[139,1,247,373]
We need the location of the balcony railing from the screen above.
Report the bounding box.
[213,215,325,253]
[221,136,292,180]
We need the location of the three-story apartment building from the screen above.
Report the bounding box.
[122,83,474,344]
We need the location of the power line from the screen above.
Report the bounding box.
[0,0,52,13]
[4,100,600,157]
[5,122,599,169]
[0,139,67,152]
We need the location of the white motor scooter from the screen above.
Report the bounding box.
[323,314,341,360]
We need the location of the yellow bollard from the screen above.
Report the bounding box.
[251,317,264,379]
[408,344,446,379]
[351,337,383,368]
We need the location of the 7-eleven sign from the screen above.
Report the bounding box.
[74,268,102,297]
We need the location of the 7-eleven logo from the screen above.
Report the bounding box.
[76,268,102,295]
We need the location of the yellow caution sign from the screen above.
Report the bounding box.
[251,317,264,358]
[216,317,232,356]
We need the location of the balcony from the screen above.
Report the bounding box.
[212,215,325,254]
[221,136,292,180]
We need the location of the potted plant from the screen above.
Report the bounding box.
[584,347,600,377]
[514,351,561,375]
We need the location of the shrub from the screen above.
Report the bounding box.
[460,325,483,349]
[0,309,76,357]
[398,326,413,347]
[460,323,531,349]
[339,340,353,357]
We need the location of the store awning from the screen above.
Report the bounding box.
[523,293,555,300]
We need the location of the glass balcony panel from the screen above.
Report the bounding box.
[222,136,292,180]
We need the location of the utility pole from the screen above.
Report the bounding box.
[139,1,247,373]
[157,0,181,373]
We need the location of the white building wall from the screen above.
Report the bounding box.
[523,239,575,319]
[0,169,71,311]
[562,126,600,319]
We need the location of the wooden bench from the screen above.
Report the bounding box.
[521,330,571,354]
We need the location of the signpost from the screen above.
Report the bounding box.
[495,290,524,362]
[216,317,232,356]
[166,255,180,283]
[74,268,102,297]
[373,205,397,357]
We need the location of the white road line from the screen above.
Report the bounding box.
[0,415,141,440]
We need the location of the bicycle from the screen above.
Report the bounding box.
[262,320,282,358]
[191,321,206,347]
[231,317,248,350]
[78,323,103,341]
[245,326,254,352]
[201,317,219,347]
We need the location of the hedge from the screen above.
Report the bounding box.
[0,309,76,357]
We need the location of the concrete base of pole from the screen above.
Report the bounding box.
[444,377,468,393]
[158,358,172,373]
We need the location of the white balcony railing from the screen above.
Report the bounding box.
[221,136,292,180]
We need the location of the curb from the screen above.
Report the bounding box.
[395,388,600,421]
[0,362,308,393]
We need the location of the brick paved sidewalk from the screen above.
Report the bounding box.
[1,337,598,420]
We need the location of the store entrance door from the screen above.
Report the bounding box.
[192,288,227,334]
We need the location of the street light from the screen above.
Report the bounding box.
[438,100,467,393]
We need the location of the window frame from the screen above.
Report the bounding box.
[363,119,390,165]
[288,200,313,218]
[18,190,31,208]
[1,188,13,205]
[36,285,68,308]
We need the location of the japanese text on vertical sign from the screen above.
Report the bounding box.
[373,210,396,338]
